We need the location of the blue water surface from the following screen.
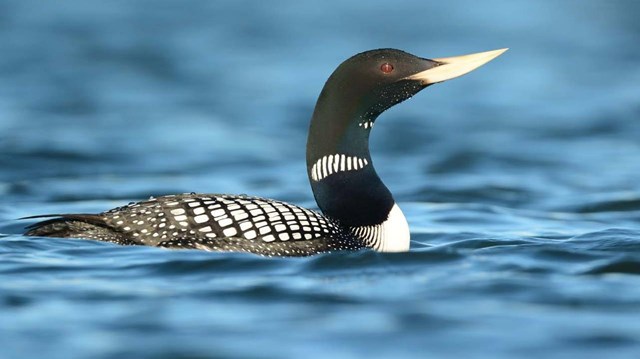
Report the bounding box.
[1,1,640,358]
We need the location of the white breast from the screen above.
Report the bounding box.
[349,203,410,253]
[378,204,410,252]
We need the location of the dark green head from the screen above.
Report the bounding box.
[323,49,438,119]
[307,48,507,158]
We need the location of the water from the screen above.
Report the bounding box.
[1,0,640,358]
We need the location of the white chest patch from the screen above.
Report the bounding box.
[350,203,410,253]
[310,154,369,182]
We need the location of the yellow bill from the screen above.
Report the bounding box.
[407,48,508,84]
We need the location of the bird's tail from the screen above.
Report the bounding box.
[22,214,135,244]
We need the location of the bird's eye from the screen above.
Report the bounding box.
[380,63,394,74]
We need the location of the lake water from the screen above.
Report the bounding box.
[1,1,639,358]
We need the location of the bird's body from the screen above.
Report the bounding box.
[27,194,361,256]
[24,47,506,256]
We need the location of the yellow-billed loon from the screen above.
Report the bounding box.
[24,48,507,256]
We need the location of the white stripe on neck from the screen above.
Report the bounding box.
[310,154,369,182]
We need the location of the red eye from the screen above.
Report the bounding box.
[380,63,394,73]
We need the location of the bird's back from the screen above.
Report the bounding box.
[25,193,363,256]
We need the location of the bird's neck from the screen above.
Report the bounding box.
[305,87,394,227]
[306,90,410,252]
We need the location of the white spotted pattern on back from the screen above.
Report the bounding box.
[310,154,369,182]
[100,194,346,250]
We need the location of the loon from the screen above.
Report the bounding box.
[24,48,507,256]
